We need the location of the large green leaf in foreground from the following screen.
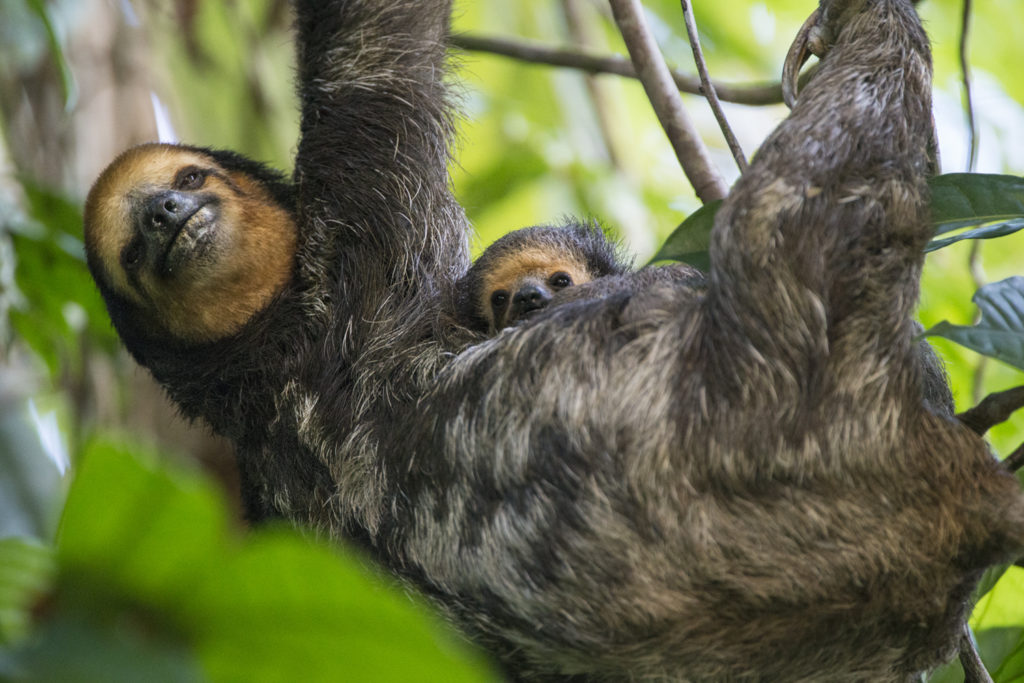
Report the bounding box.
[5,441,494,682]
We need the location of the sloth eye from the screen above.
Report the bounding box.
[549,272,572,289]
[176,167,206,190]
[491,290,509,309]
[121,239,144,272]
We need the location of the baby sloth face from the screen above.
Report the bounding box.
[484,255,584,330]
[456,222,627,334]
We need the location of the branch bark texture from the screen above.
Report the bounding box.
[450,34,792,106]
[608,0,727,202]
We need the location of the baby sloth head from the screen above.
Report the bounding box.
[456,221,628,334]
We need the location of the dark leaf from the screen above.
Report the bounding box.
[929,173,1024,235]
[651,174,1024,267]
[923,277,1024,372]
[648,200,720,269]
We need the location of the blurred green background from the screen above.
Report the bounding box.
[1,0,1023,680]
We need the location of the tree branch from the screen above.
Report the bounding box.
[956,386,1024,435]
[959,0,978,172]
[959,623,994,683]
[607,0,727,202]
[680,0,747,173]
[1002,441,1024,473]
[450,34,796,107]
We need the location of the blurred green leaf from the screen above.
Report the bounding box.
[923,277,1024,372]
[3,612,203,683]
[8,179,118,378]
[0,537,54,646]
[23,0,77,112]
[458,146,551,216]
[40,439,496,682]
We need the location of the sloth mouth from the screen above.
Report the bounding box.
[160,203,219,277]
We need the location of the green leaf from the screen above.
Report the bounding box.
[923,277,1024,372]
[925,174,1024,251]
[23,0,77,112]
[648,200,720,269]
[9,179,119,378]
[0,537,54,646]
[929,174,1024,235]
[41,439,496,682]
[649,174,1024,268]
[3,613,204,683]
[925,219,1024,252]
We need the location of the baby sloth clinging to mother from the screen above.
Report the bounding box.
[455,220,629,334]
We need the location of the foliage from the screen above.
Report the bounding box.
[1,0,1023,681]
[0,434,494,681]
[925,278,1024,372]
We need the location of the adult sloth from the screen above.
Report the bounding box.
[84,0,1024,679]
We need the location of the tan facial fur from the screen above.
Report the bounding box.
[478,246,593,328]
[85,143,296,344]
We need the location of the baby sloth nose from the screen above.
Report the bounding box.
[512,284,551,319]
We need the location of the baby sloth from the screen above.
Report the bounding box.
[456,221,628,333]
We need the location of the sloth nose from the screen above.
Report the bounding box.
[512,284,551,316]
[145,191,200,232]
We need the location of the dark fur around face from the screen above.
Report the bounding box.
[455,220,629,332]
[84,143,297,351]
[84,0,1024,680]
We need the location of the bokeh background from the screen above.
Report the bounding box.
[2,0,1023,680]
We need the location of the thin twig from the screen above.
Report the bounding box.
[1003,441,1024,473]
[450,33,801,107]
[607,0,727,202]
[959,622,994,683]
[679,0,747,173]
[959,0,978,172]
[956,386,1024,435]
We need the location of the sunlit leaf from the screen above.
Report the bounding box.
[923,278,1024,372]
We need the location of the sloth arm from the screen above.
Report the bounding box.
[290,0,470,325]
[705,0,934,422]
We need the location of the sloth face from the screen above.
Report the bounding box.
[479,248,593,330]
[84,143,296,344]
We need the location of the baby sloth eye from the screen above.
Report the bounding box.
[491,290,509,309]
[549,272,573,289]
[176,167,206,190]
